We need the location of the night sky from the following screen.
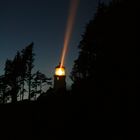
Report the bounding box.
[0,0,109,88]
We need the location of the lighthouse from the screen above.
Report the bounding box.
[54,63,66,91]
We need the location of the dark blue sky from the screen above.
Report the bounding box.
[0,0,109,87]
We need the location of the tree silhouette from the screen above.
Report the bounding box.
[21,42,34,100]
[70,0,136,120]
[0,42,52,103]
[0,75,9,103]
[71,0,135,88]
[3,44,34,102]
[2,52,23,103]
[31,71,52,100]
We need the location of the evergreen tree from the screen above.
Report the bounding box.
[32,71,52,100]
[0,75,8,103]
[71,0,136,97]
[22,42,34,100]
[0,42,52,103]
[3,52,23,103]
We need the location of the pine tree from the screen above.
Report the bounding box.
[22,43,34,100]
[71,0,136,97]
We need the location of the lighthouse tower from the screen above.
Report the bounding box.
[54,63,66,91]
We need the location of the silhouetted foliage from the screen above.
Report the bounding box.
[0,42,51,103]
[71,0,136,94]
[3,54,21,103]
[22,42,35,100]
[32,71,52,100]
[0,75,9,103]
[70,0,136,121]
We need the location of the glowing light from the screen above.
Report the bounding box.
[55,67,65,76]
[60,0,79,68]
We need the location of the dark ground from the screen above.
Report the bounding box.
[0,94,136,140]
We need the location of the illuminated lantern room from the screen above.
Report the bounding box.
[55,67,65,76]
[54,64,66,90]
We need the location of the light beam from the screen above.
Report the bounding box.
[60,0,79,68]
